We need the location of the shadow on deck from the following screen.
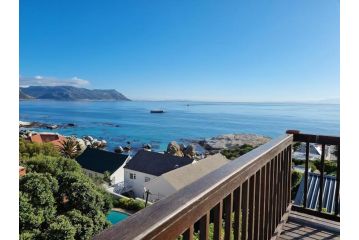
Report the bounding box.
[278,210,340,240]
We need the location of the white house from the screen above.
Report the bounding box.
[143,153,230,202]
[75,147,130,185]
[123,150,194,198]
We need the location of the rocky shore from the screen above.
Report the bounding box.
[195,133,271,153]
[19,121,271,158]
[19,121,76,130]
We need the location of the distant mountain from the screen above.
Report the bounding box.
[19,89,34,99]
[19,86,130,101]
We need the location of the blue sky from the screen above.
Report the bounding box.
[20,0,339,102]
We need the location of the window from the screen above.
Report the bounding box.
[130,173,136,179]
[145,177,150,182]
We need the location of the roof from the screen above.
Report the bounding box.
[75,148,129,174]
[124,150,193,176]
[29,133,66,147]
[144,153,229,192]
[294,172,339,214]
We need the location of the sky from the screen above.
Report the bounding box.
[20,0,340,102]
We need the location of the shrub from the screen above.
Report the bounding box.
[221,144,255,160]
[114,198,145,211]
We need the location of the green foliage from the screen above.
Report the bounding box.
[103,171,111,184]
[65,210,94,240]
[292,158,318,172]
[291,170,303,199]
[221,144,255,160]
[20,144,112,240]
[46,215,76,240]
[113,198,145,211]
[293,142,301,151]
[19,138,60,160]
[24,154,82,176]
[313,160,338,175]
[59,138,81,159]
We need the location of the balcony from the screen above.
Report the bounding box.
[94,131,340,240]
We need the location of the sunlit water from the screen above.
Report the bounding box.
[20,100,339,152]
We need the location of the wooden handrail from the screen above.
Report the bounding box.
[94,134,293,240]
[287,130,340,220]
[286,130,340,145]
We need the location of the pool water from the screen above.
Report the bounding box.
[106,210,129,224]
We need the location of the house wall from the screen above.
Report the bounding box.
[124,168,157,198]
[83,168,104,178]
[110,159,130,185]
[143,178,176,202]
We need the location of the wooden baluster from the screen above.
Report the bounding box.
[288,144,292,205]
[266,160,272,240]
[334,145,340,215]
[248,175,255,240]
[259,165,267,240]
[304,141,309,208]
[241,180,248,240]
[213,202,223,240]
[183,225,194,240]
[277,150,283,225]
[271,155,278,233]
[319,144,325,212]
[224,193,233,240]
[254,171,261,240]
[199,213,209,240]
[233,187,241,240]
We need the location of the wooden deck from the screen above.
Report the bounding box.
[278,211,340,240]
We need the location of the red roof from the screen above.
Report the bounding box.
[29,133,66,147]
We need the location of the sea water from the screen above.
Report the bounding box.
[19,100,339,152]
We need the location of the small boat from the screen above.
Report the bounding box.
[150,109,165,113]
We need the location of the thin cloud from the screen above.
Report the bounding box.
[20,76,90,87]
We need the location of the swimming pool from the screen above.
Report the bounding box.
[106,210,129,224]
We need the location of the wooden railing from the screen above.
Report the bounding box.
[287,130,340,221]
[94,134,293,240]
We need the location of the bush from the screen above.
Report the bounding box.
[313,160,338,175]
[221,144,255,160]
[20,138,60,160]
[114,198,145,211]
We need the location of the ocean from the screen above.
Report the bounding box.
[19,100,340,152]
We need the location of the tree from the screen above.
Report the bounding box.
[20,152,112,239]
[20,138,60,161]
[59,138,81,158]
[46,215,76,240]
[19,173,58,225]
[65,210,94,240]
[25,154,82,177]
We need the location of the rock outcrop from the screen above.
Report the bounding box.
[167,141,184,157]
[197,134,271,152]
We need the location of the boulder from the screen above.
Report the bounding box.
[167,141,184,157]
[183,144,196,158]
[114,146,124,153]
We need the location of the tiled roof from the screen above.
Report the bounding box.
[75,148,129,174]
[144,153,229,192]
[29,133,66,147]
[294,172,339,214]
[124,150,193,176]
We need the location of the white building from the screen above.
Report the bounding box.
[143,153,230,202]
[75,147,130,185]
[123,150,194,198]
